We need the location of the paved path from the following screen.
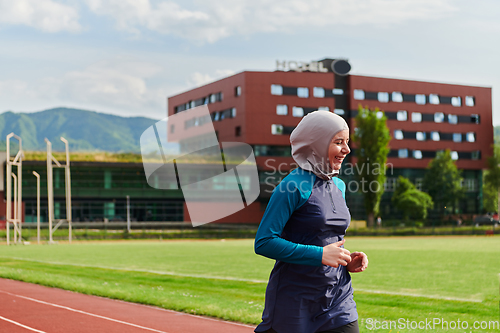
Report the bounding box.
[0,278,256,333]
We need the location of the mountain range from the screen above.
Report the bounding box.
[0,108,159,152]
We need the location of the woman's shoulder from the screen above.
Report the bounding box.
[275,168,316,196]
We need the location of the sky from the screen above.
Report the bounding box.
[0,0,499,124]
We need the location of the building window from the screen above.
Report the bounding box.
[451,96,461,107]
[271,84,283,95]
[471,150,480,160]
[434,112,445,123]
[394,130,404,140]
[235,86,241,96]
[398,149,408,158]
[412,112,422,123]
[465,96,475,107]
[384,178,397,191]
[416,132,426,141]
[276,104,288,115]
[190,100,196,108]
[213,112,220,121]
[431,131,440,141]
[313,87,325,98]
[292,107,304,117]
[448,114,458,124]
[353,89,365,100]
[333,88,344,95]
[231,108,237,118]
[271,124,283,135]
[392,92,403,103]
[378,92,389,103]
[462,179,477,192]
[297,87,309,98]
[334,109,344,115]
[318,106,330,111]
[466,132,475,142]
[429,94,440,105]
[413,150,423,159]
[376,111,384,119]
[396,110,407,121]
[210,94,217,103]
[453,133,462,142]
[471,114,480,124]
[415,178,423,190]
[415,94,426,105]
[170,125,175,134]
[451,151,459,161]
[235,126,241,137]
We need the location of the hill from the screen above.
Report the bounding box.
[0,107,159,152]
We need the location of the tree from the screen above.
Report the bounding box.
[392,176,433,220]
[422,149,464,215]
[352,105,391,227]
[484,144,500,213]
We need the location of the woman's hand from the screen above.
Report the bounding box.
[346,252,368,273]
[322,239,351,267]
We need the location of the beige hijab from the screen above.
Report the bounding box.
[290,111,349,180]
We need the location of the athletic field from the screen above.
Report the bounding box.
[1,236,499,332]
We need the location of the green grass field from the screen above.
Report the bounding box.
[1,237,499,332]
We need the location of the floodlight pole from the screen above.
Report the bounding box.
[61,137,72,244]
[33,171,41,244]
[126,195,131,232]
[6,133,23,245]
[46,139,55,243]
[12,173,17,243]
[45,137,72,244]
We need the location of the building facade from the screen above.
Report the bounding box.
[168,59,493,222]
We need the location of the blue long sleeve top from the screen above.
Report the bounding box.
[254,168,346,266]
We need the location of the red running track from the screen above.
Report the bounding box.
[0,278,256,333]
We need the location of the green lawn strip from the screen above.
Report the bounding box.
[356,292,499,332]
[1,258,498,331]
[0,258,265,324]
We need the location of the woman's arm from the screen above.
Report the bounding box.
[254,178,324,266]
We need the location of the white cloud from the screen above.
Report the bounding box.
[58,58,166,112]
[0,0,81,32]
[188,69,236,87]
[84,0,457,42]
[0,58,170,118]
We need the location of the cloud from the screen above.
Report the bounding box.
[0,0,81,32]
[84,0,457,42]
[188,69,236,87]
[57,58,166,111]
[0,57,169,117]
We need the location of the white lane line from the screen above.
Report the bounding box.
[0,315,47,333]
[0,256,484,303]
[0,290,170,333]
[355,288,482,303]
[0,257,268,283]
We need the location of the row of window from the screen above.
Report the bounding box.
[174,91,224,113]
[386,110,480,124]
[393,130,476,143]
[274,104,479,124]
[178,108,237,132]
[271,84,344,98]
[393,149,480,160]
[353,89,475,107]
[211,108,236,121]
[276,104,335,117]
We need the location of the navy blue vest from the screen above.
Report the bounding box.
[255,173,357,333]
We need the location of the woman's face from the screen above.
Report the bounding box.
[328,129,350,170]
